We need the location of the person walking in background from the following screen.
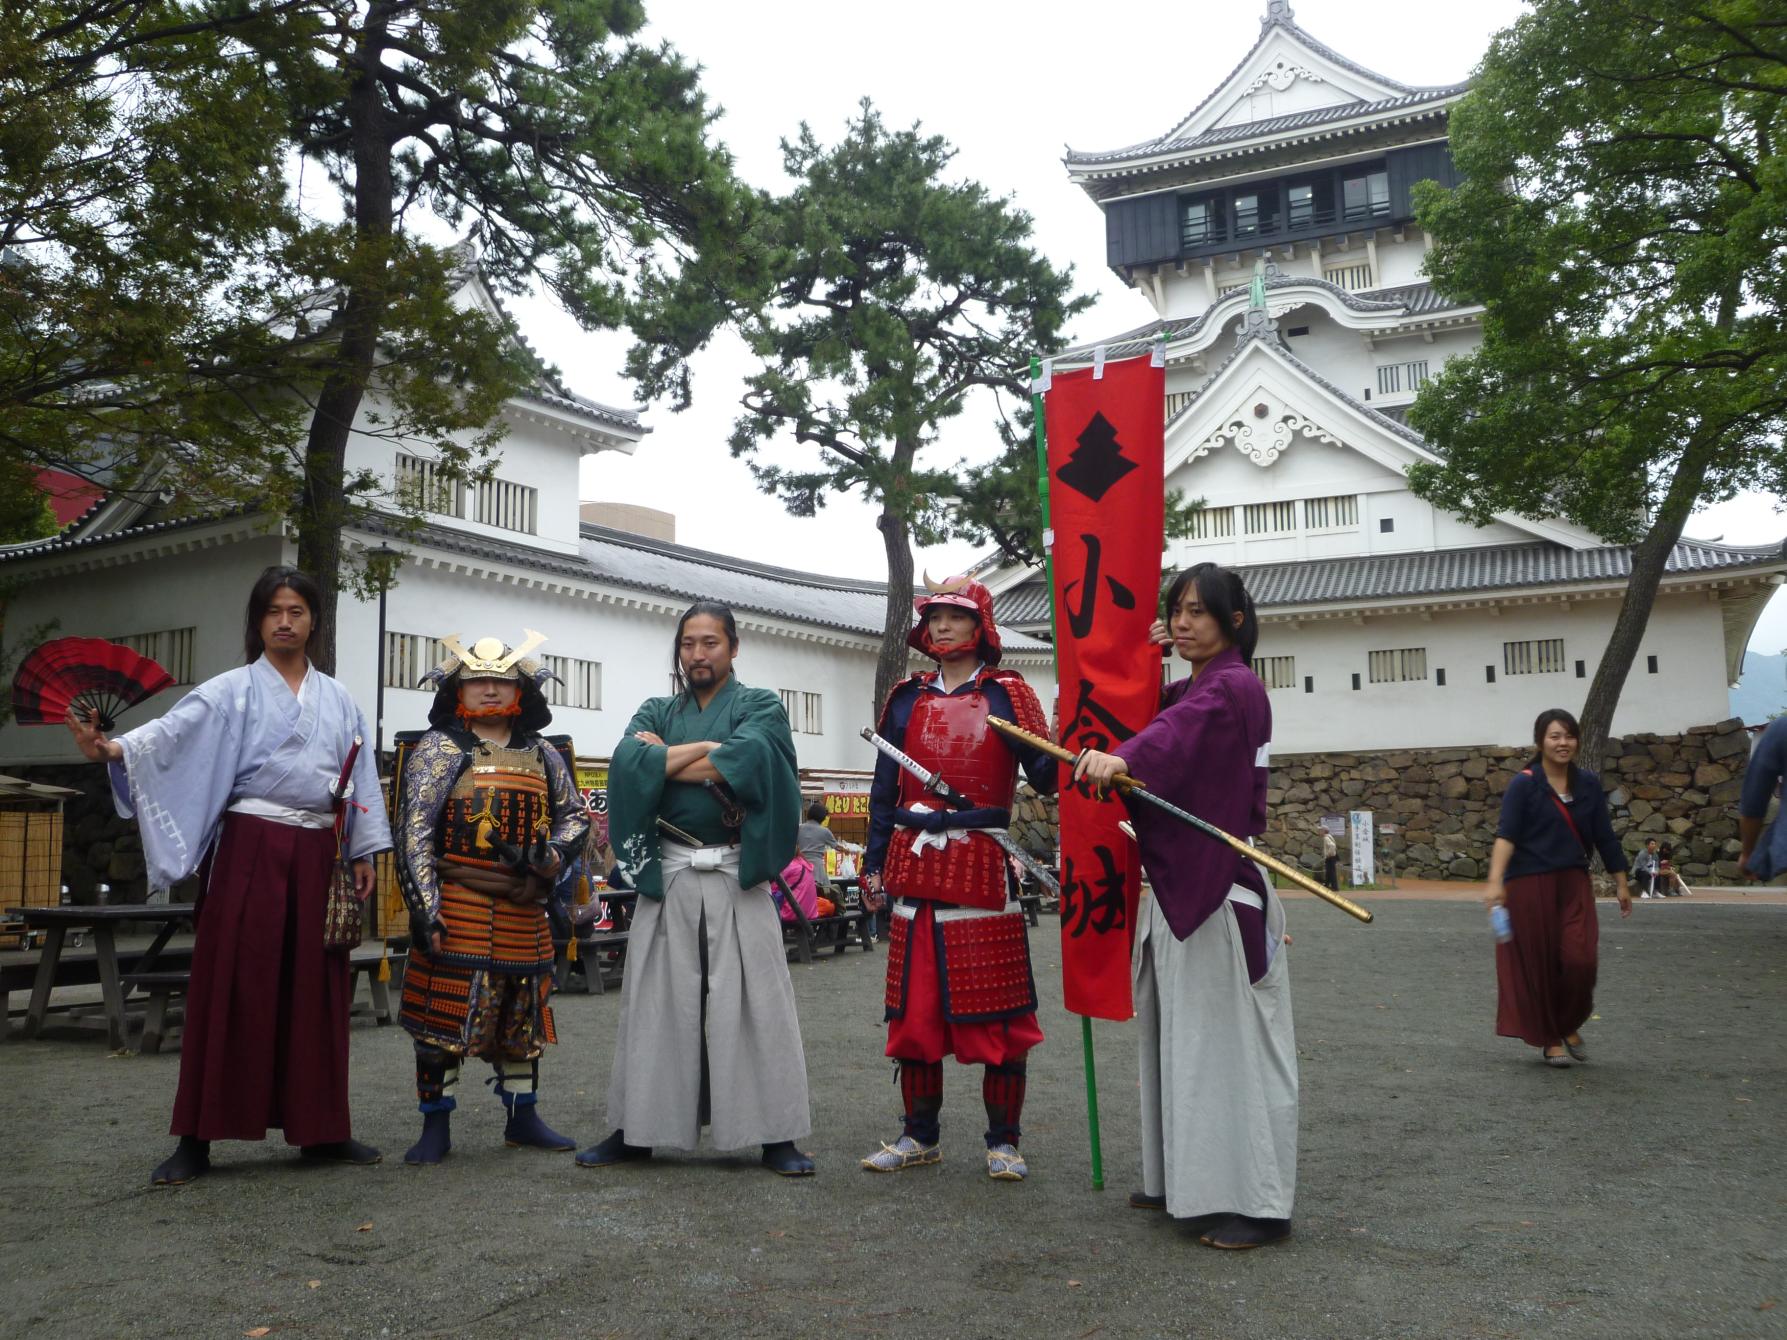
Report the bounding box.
[1484,709,1632,1069]
[1321,826,1339,891]
[1738,716,1787,882]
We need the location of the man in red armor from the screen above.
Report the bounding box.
[861,576,1057,1180]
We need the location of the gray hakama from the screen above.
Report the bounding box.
[1134,877,1298,1220]
[605,842,811,1150]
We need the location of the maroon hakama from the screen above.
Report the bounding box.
[1495,866,1599,1047]
[170,813,353,1146]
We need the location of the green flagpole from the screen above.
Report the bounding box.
[1031,354,1105,1193]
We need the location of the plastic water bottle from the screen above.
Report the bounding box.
[1489,904,1513,944]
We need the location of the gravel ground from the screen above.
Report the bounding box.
[2,899,1783,1340]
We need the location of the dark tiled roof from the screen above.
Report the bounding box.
[1239,538,1787,608]
[994,580,1054,627]
[1356,282,1475,315]
[1068,91,1463,167]
[0,506,259,561]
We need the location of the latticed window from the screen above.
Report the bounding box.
[113,628,197,684]
[1243,501,1296,535]
[1255,655,1297,691]
[1503,638,1566,675]
[1376,361,1431,396]
[1368,647,1428,683]
[383,631,445,690]
[395,452,460,515]
[1323,262,1374,292]
[1187,506,1236,541]
[540,655,601,710]
[778,688,799,723]
[802,692,823,735]
[1303,494,1359,529]
[474,476,537,534]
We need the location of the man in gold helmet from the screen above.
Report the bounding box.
[394,632,590,1164]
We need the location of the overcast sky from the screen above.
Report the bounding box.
[515,0,1787,652]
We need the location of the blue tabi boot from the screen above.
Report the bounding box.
[404,1099,454,1166]
[499,1087,576,1152]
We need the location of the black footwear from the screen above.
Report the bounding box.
[150,1137,210,1186]
[1199,1215,1292,1250]
[404,1107,453,1166]
[575,1129,652,1168]
[1129,1189,1166,1210]
[762,1141,815,1176]
[300,1138,383,1165]
[1543,1049,1572,1068]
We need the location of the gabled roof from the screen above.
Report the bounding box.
[1240,538,1787,608]
[1057,275,1442,365]
[1065,3,1467,175]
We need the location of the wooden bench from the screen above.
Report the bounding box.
[116,945,397,1054]
[553,930,630,995]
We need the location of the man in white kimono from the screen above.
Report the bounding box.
[68,566,392,1186]
[575,600,814,1176]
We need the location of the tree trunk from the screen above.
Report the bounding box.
[874,504,915,720]
[1576,439,1716,771]
[294,12,393,675]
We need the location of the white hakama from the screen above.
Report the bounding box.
[1134,879,1298,1220]
[605,842,811,1150]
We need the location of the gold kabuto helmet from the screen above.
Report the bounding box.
[421,630,557,732]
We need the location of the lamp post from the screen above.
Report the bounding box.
[366,543,403,760]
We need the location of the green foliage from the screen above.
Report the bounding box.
[1406,0,1786,538]
[0,456,56,546]
[724,101,1089,545]
[3,1,746,647]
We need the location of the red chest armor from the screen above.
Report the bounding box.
[881,682,1016,910]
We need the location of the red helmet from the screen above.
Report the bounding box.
[907,574,1004,665]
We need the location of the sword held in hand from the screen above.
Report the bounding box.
[984,716,1373,925]
[859,727,1060,897]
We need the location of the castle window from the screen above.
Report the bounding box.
[112,628,197,685]
[1186,506,1236,541]
[1324,262,1375,292]
[1376,361,1431,396]
[1368,647,1428,683]
[1255,655,1297,691]
[1243,501,1296,535]
[383,631,446,690]
[541,655,602,711]
[1181,195,1226,247]
[1503,638,1567,676]
[1303,494,1359,530]
[1342,169,1390,222]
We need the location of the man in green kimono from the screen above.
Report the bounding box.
[576,600,815,1176]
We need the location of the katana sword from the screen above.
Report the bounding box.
[858,727,1060,897]
[985,716,1373,925]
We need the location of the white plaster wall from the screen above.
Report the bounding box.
[1161,593,1734,753]
[341,392,586,554]
[0,533,290,765]
[333,558,884,773]
[1374,236,1432,289]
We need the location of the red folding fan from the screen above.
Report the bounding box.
[11,637,177,731]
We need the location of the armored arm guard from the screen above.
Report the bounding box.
[395,731,467,938]
[541,744,591,872]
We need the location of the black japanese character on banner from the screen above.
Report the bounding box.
[1056,412,1138,502]
[1060,677,1137,754]
[1061,845,1129,939]
[1062,534,1137,639]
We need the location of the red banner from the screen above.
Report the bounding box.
[1044,352,1164,1021]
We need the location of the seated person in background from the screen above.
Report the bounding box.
[1632,839,1661,898]
[774,853,833,922]
[1656,844,1690,897]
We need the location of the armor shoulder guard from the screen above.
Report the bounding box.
[981,668,1051,740]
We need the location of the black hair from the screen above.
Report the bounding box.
[244,565,323,663]
[1526,707,1583,791]
[1163,562,1259,666]
[671,600,739,696]
[806,801,829,823]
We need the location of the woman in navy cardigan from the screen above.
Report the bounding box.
[1484,709,1632,1067]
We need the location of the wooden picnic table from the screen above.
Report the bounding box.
[9,904,196,1050]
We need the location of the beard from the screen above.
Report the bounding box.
[456,701,521,721]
